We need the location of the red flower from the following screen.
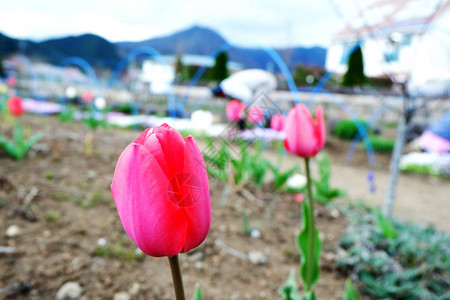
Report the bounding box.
[111,124,211,257]
[226,99,246,122]
[284,104,326,157]
[7,96,24,117]
[270,114,285,131]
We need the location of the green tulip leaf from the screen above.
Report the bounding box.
[302,291,317,300]
[192,284,204,300]
[374,210,398,239]
[297,201,322,290]
[279,270,302,300]
[344,279,360,300]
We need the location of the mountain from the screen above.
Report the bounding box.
[116,26,326,70]
[117,26,227,56]
[38,34,120,67]
[0,32,120,67]
[0,26,326,70]
[0,32,21,54]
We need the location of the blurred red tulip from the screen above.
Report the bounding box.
[226,99,246,122]
[111,124,211,257]
[270,114,285,131]
[7,96,24,116]
[247,105,264,124]
[284,104,325,157]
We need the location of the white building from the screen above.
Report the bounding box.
[140,60,175,94]
[326,0,450,96]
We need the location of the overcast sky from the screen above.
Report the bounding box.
[0,0,370,47]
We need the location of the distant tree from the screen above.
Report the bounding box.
[342,44,366,87]
[0,54,5,78]
[174,54,184,82]
[210,51,229,82]
[293,65,326,86]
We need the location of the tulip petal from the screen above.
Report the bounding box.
[315,106,326,151]
[142,132,169,175]
[134,128,151,146]
[152,124,186,177]
[180,136,211,252]
[111,143,188,257]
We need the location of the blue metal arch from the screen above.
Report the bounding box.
[302,42,378,193]
[107,46,169,88]
[60,56,100,90]
[182,43,301,106]
[307,87,378,192]
[107,46,178,116]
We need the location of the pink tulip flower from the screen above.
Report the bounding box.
[284,104,326,157]
[270,114,285,131]
[226,99,246,122]
[247,105,264,124]
[111,124,211,257]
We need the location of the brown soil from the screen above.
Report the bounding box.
[0,115,448,299]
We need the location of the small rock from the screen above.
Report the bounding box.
[248,251,267,265]
[87,170,97,179]
[56,282,82,299]
[113,292,130,300]
[152,286,161,297]
[189,251,204,261]
[0,246,17,254]
[325,252,335,261]
[330,209,340,218]
[259,291,269,298]
[250,229,261,238]
[97,238,107,246]
[319,232,325,240]
[195,261,204,271]
[6,225,21,237]
[229,293,239,300]
[128,283,140,296]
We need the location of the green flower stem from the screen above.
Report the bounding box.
[304,157,315,292]
[168,255,186,300]
[276,140,284,168]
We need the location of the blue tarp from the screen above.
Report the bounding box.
[428,110,450,141]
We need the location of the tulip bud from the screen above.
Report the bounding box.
[111,124,211,257]
[247,106,264,124]
[226,100,246,122]
[270,114,285,131]
[284,104,326,157]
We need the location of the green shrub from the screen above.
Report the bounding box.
[336,205,450,299]
[116,103,134,114]
[366,136,395,153]
[333,119,370,140]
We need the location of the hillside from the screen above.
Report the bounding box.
[0,26,326,70]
